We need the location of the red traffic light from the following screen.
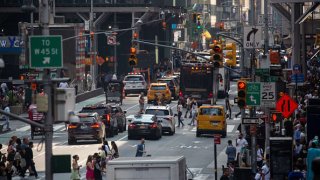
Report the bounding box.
[130,47,136,54]
[238,81,246,90]
[213,45,222,52]
[133,32,138,39]
[272,113,277,121]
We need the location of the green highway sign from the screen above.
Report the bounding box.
[29,35,63,68]
[246,82,261,106]
[255,68,270,77]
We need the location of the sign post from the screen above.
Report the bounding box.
[29,35,63,68]
[213,134,221,180]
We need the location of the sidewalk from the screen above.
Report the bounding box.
[0,94,106,144]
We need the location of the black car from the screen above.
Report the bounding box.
[80,104,127,138]
[67,112,105,144]
[127,114,162,140]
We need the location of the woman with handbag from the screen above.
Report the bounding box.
[70,155,81,180]
[110,141,119,159]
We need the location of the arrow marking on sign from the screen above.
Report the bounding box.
[250,95,256,104]
[247,28,258,41]
[43,57,50,64]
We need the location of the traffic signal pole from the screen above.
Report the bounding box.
[39,0,53,179]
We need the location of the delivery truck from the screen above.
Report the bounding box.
[107,156,187,180]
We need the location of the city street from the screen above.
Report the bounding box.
[0,83,241,180]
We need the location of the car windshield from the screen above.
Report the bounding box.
[132,117,155,123]
[78,117,96,123]
[80,108,105,116]
[124,76,143,81]
[200,108,222,116]
[145,109,169,116]
[151,85,166,90]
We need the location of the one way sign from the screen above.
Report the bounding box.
[243,26,262,49]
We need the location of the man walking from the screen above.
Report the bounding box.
[135,138,146,157]
[3,104,10,131]
[176,101,184,127]
[225,140,236,163]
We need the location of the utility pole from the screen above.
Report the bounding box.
[39,0,53,179]
[90,0,96,90]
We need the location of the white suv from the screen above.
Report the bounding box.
[145,105,175,135]
[123,73,147,96]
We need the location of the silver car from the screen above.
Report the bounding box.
[145,105,176,135]
[123,74,147,96]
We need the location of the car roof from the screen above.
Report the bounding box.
[127,114,155,122]
[146,105,170,110]
[158,78,173,81]
[200,105,224,109]
[76,112,97,117]
[150,83,167,86]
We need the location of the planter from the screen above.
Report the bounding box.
[10,105,23,115]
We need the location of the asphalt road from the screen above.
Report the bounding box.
[0,82,241,180]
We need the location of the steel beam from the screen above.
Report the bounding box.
[0,6,161,13]
[295,2,320,24]
[270,0,320,3]
[271,3,291,21]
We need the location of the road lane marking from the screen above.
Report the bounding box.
[117,135,128,141]
[125,103,139,111]
[16,126,30,131]
[227,125,235,132]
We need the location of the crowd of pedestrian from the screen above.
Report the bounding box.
[0,136,37,179]
[71,140,119,180]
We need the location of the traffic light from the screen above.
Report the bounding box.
[270,112,282,123]
[209,41,223,68]
[90,31,94,41]
[224,43,236,67]
[192,13,197,23]
[315,33,320,47]
[128,47,137,66]
[196,15,201,29]
[237,80,246,108]
[270,50,280,64]
[162,21,167,30]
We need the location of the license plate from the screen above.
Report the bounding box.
[192,95,200,98]
[140,125,146,129]
[212,122,219,126]
[81,125,88,129]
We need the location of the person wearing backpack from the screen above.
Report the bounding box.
[256,144,264,168]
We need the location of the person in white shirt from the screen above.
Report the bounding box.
[236,133,248,163]
[256,144,264,168]
[59,82,69,88]
[3,104,10,130]
[176,101,184,127]
[261,159,270,180]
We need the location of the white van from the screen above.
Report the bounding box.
[107,156,187,180]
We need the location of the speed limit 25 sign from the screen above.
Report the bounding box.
[261,82,276,106]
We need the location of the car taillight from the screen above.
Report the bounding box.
[129,124,136,129]
[179,90,183,97]
[105,114,110,124]
[68,124,77,129]
[91,123,100,128]
[208,92,213,98]
[149,123,157,129]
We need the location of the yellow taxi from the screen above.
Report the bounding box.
[147,83,172,104]
[196,105,226,137]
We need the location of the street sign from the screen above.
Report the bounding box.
[257,14,272,26]
[246,82,261,106]
[276,94,298,118]
[293,64,302,72]
[243,26,262,49]
[291,74,305,83]
[256,68,270,77]
[213,134,221,144]
[107,35,117,45]
[242,117,264,125]
[29,35,63,68]
[261,82,276,106]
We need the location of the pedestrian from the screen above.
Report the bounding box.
[312,157,320,180]
[188,100,198,126]
[70,155,81,180]
[26,142,37,178]
[220,168,230,180]
[176,101,184,127]
[294,124,302,144]
[85,155,94,180]
[110,141,119,159]
[225,140,236,164]
[135,138,146,157]
[236,133,248,164]
[288,165,304,180]
[307,142,320,180]
[225,92,231,119]
[93,153,102,180]
[103,140,111,153]
[58,81,69,88]
[138,92,145,113]
[261,158,270,180]
[254,167,262,180]
[2,104,10,131]
[184,97,192,118]
[256,144,264,168]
